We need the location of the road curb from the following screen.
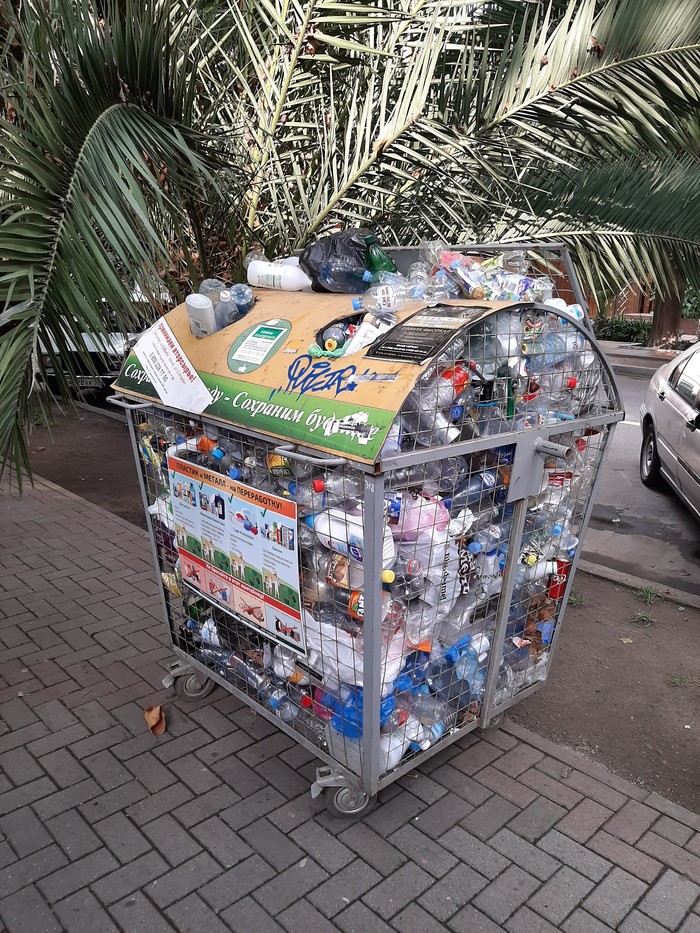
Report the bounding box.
[577,559,700,611]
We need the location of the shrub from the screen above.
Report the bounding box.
[592,314,652,344]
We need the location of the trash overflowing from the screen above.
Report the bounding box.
[115,236,622,812]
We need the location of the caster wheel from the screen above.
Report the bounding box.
[176,671,216,701]
[323,785,377,819]
[476,712,506,734]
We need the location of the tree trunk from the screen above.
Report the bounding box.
[649,263,685,348]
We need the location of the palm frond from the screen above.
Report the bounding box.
[0,0,232,484]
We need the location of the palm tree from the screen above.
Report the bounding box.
[2,0,699,477]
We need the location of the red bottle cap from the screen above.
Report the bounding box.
[312,478,325,493]
[575,438,587,451]
[566,377,577,388]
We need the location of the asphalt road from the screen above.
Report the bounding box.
[583,373,700,596]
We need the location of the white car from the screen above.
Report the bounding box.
[639,341,700,520]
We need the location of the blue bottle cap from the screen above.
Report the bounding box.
[351,298,363,311]
[210,447,225,461]
[288,481,298,497]
[228,467,242,480]
[552,523,563,537]
[362,269,373,283]
[467,542,483,554]
[301,514,316,528]
[443,498,452,511]
[450,405,464,419]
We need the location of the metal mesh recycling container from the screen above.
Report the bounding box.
[111,255,623,818]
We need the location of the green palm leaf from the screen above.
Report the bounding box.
[0,0,232,485]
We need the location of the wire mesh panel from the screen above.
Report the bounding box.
[125,297,621,796]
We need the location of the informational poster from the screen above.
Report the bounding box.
[168,455,304,650]
[134,319,212,413]
[366,304,489,364]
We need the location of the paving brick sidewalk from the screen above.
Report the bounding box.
[2,476,700,933]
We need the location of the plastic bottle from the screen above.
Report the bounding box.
[408,260,432,289]
[302,506,396,567]
[317,258,371,293]
[247,259,312,291]
[424,269,461,302]
[401,380,461,447]
[364,235,397,276]
[261,685,298,723]
[421,456,471,497]
[470,522,510,553]
[185,294,217,337]
[352,281,421,315]
[277,477,326,511]
[443,470,498,513]
[199,278,226,305]
[214,290,239,330]
[321,324,350,352]
[389,569,430,602]
[316,466,364,505]
[316,549,395,590]
[242,249,266,269]
[231,283,255,314]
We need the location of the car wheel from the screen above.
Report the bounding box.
[640,424,663,488]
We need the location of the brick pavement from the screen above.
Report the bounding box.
[2,476,700,932]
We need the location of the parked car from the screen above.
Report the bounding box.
[41,284,167,394]
[639,341,700,520]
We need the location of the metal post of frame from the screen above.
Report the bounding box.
[360,472,385,800]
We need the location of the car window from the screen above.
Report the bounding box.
[674,348,700,408]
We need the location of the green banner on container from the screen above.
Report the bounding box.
[115,352,395,461]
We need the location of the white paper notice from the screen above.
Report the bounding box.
[134,319,212,414]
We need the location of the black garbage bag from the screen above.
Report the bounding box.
[299,229,373,291]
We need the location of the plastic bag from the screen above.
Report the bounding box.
[299,229,372,290]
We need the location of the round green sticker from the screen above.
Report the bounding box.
[227,319,291,375]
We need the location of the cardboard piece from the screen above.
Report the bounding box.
[114,291,513,464]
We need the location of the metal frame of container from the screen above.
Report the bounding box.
[111,281,623,816]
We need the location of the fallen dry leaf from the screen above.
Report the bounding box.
[144,705,166,736]
[620,637,633,644]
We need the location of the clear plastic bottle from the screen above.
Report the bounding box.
[401,380,461,447]
[316,548,395,590]
[443,470,498,513]
[242,249,266,269]
[261,685,298,723]
[199,278,226,305]
[424,269,461,302]
[316,466,364,505]
[317,258,371,293]
[214,289,239,330]
[278,477,326,511]
[352,281,421,315]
